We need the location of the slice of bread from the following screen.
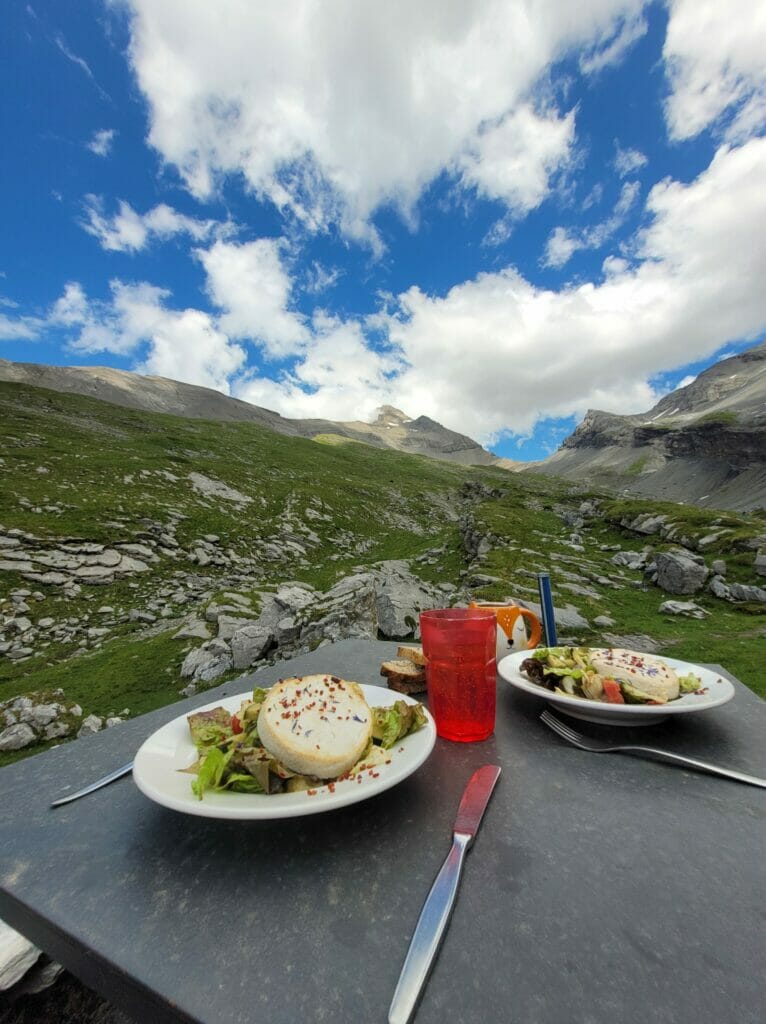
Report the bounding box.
[257,675,372,778]
[396,644,427,667]
[380,658,427,694]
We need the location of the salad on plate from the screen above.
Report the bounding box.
[183,674,427,799]
[520,647,702,705]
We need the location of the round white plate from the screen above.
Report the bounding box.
[498,650,735,726]
[133,683,436,819]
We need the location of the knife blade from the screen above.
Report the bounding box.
[50,761,134,808]
[388,764,501,1024]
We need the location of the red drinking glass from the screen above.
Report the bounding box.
[419,608,497,742]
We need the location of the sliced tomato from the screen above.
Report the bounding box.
[602,678,625,704]
[230,713,243,734]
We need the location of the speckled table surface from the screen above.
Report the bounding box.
[1,639,764,1024]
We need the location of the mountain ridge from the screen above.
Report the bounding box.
[0,358,518,470]
[532,341,766,512]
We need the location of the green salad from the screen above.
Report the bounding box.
[183,687,427,799]
[520,647,701,705]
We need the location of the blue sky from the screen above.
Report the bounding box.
[1,1,765,460]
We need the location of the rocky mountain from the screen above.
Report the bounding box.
[0,359,516,469]
[532,341,766,512]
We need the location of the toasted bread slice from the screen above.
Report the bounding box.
[396,644,427,667]
[257,675,372,778]
[380,658,427,694]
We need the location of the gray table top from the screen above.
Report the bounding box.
[1,639,764,1024]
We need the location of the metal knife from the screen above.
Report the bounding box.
[50,761,134,808]
[388,764,502,1024]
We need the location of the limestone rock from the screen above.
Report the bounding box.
[230,623,275,670]
[180,639,232,682]
[652,550,709,595]
[77,714,104,737]
[0,722,36,751]
[0,919,40,990]
[659,600,710,618]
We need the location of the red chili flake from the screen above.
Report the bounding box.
[327,782,336,793]
[371,772,380,779]
[307,789,318,796]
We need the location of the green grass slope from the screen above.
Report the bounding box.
[0,380,763,766]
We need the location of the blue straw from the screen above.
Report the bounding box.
[536,572,558,646]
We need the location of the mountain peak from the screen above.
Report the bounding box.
[372,405,412,426]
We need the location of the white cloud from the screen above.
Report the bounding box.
[52,279,246,393]
[614,143,647,177]
[663,0,766,141]
[122,0,646,241]
[459,104,576,214]
[198,239,309,358]
[0,314,41,341]
[544,227,581,269]
[234,312,401,422]
[380,137,766,442]
[304,261,341,295]
[55,35,111,102]
[543,180,640,267]
[82,196,226,252]
[579,11,647,74]
[87,128,116,157]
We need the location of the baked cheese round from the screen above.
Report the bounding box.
[590,649,679,701]
[257,674,372,778]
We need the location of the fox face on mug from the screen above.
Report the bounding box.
[468,601,542,661]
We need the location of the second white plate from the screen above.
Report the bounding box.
[498,650,735,725]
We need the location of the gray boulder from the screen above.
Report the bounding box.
[217,614,256,641]
[611,548,651,570]
[727,582,766,603]
[653,549,709,595]
[230,623,275,670]
[659,600,709,618]
[180,639,233,682]
[373,563,441,638]
[0,723,36,751]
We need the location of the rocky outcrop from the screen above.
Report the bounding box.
[176,561,450,693]
[532,340,766,512]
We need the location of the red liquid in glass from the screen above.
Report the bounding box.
[426,655,496,741]
[420,611,497,742]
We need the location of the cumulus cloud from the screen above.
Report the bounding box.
[82,196,227,252]
[379,137,766,442]
[543,180,641,267]
[121,0,646,241]
[235,312,401,422]
[87,128,116,157]
[52,279,245,393]
[0,313,41,341]
[459,104,576,214]
[663,0,766,140]
[198,239,309,358]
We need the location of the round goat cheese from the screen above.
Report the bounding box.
[590,649,679,701]
[257,674,372,778]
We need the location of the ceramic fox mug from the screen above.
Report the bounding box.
[468,601,542,660]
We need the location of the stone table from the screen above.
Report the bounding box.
[1,639,764,1024]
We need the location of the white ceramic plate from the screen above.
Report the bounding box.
[133,683,436,819]
[498,650,735,726]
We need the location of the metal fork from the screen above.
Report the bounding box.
[539,710,766,789]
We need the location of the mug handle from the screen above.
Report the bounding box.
[495,607,542,650]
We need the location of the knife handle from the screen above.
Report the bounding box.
[388,831,471,1024]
